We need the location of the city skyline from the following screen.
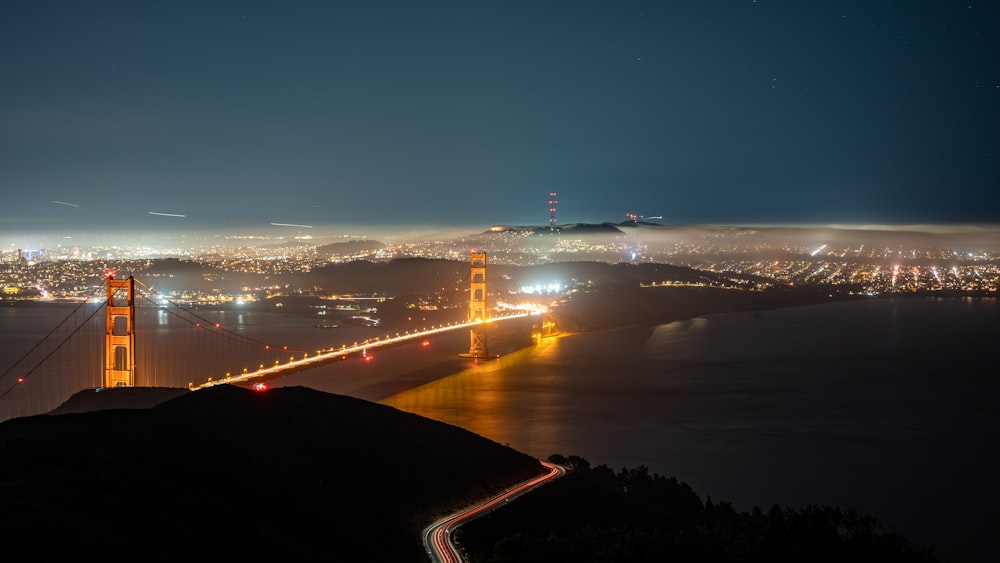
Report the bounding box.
[2,1,998,241]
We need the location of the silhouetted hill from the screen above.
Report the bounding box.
[307,257,469,294]
[315,239,385,257]
[461,456,939,563]
[484,223,625,235]
[549,283,843,332]
[50,386,189,414]
[0,385,544,562]
[315,259,748,298]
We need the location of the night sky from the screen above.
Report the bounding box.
[2,1,998,241]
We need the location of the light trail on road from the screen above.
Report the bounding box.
[423,461,566,563]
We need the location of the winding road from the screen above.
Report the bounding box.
[423,461,566,563]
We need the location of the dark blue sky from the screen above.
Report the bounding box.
[2,1,998,240]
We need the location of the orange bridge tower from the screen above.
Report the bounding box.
[105,275,136,387]
[462,251,489,358]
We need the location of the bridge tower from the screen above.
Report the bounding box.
[105,275,136,387]
[461,251,489,358]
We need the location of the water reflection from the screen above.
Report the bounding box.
[380,298,1000,563]
[382,338,568,452]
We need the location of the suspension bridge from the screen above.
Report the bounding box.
[1,252,542,422]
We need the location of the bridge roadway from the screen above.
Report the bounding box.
[192,312,538,391]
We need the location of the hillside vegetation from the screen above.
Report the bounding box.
[461,455,939,563]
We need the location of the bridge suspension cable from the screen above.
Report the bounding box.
[2,257,539,421]
[0,283,106,420]
[133,279,308,353]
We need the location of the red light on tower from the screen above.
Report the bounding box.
[548,192,558,229]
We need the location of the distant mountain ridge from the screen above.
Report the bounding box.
[485,222,630,234]
[315,239,385,256]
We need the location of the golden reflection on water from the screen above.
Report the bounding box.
[380,336,567,451]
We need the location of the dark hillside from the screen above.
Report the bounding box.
[50,386,189,414]
[550,284,844,332]
[461,456,939,563]
[306,257,468,294]
[0,385,543,562]
[315,239,385,257]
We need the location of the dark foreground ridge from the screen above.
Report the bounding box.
[460,455,941,563]
[0,385,544,562]
[50,386,190,414]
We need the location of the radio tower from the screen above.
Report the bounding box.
[548,192,558,230]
